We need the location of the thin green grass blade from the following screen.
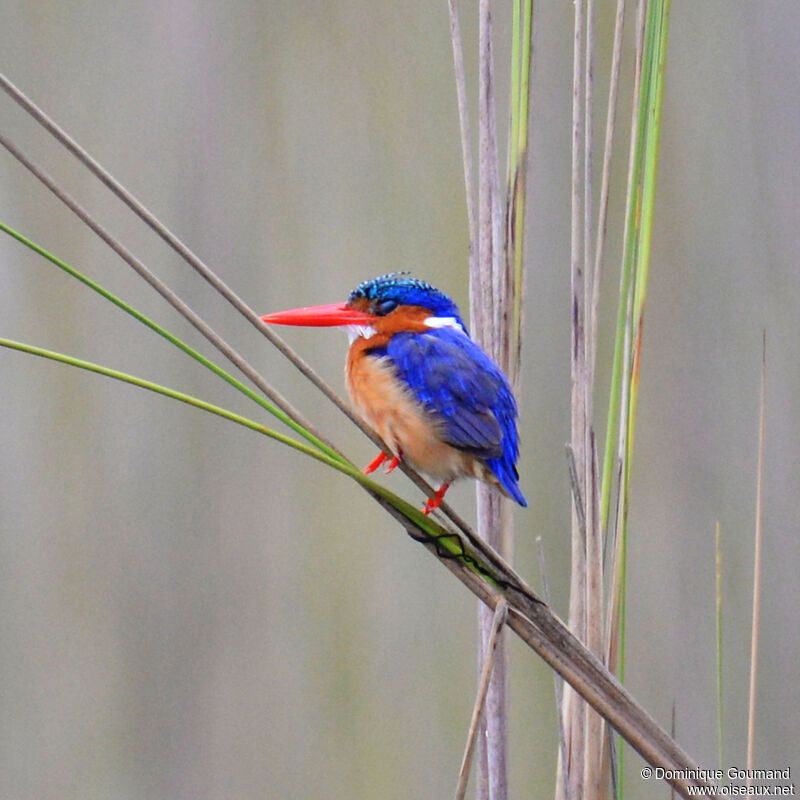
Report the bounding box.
[0,336,333,459]
[618,1,672,677]
[626,0,671,461]
[1,222,514,586]
[602,0,652,690]
[0,219,345,465]
[600,4,647,540]
[603,1,672,794]
[0,335,494,579]
[608,0,672,665]
[509,0,521,170]
[506,0,533,376]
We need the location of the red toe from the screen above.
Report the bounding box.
[363,451,389,474]
[422,482,450,515]
[385,450,403,474]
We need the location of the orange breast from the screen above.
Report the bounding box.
[345,341,491,485]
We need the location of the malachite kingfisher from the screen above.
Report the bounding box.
[260,274,527,514]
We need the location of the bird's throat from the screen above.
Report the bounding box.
[345,324,378,343]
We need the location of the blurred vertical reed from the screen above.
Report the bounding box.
[746,333,766,787]
[716,521,724,771]
[467,0,534,795]
[561,0,672,797]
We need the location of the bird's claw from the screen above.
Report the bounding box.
[363,449,403,475]
[363,451,389,474]
[384,453,402,474]
[422,483,450,515]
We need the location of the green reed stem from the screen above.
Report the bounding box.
[507,0,533,372]
[603,1,671,793]
[0,335,491,577]
[0,219,345,465]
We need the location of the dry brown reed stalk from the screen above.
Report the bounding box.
[470,1,517,796]
[561,0,589,794]
[0,71,486,558]
[0,132,337,457]
[447,0,477,276]
[563,0,658,795]
[590,0,627,379]
[456,599,509,800]
[538,536,573,800]
[374,482,711,799]
[604,0,648,677]
[590,6,627,796]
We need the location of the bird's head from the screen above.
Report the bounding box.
[261,273,468,342]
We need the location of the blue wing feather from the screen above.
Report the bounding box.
[380,328,526,506]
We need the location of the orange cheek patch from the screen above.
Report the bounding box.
[371,306,432,336]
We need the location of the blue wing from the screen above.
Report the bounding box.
[378,328,526,506]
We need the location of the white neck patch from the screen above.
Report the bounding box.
[423,316,466,333]
[345,317,465,342]
[345,324,377,343]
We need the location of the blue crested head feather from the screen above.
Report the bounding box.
[348,273,467,330]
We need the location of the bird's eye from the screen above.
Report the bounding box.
[375,298,399,316]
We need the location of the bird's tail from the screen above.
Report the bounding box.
[487,458,528,507]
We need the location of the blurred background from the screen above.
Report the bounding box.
[1,2,798,798]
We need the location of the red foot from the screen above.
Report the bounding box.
[363,451,389,474]
[384,451,402,474]
[422,482,451,515]
[363,449,403,475]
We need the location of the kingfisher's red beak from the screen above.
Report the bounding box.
[260,302,376,327]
